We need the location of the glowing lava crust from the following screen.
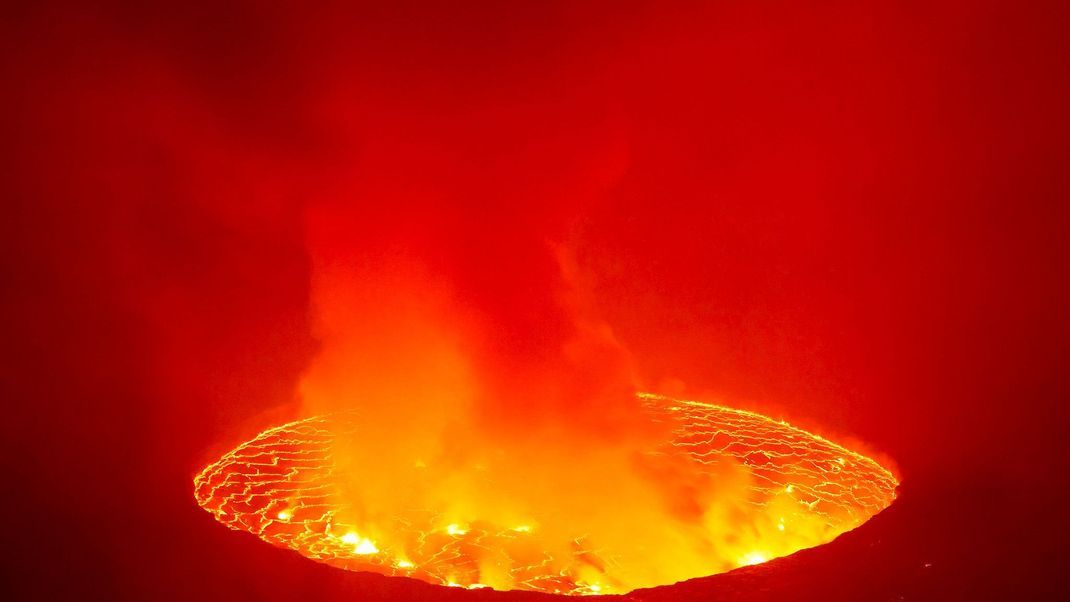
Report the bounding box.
[194,394,897,595]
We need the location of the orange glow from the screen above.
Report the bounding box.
[738,551,769,566]
[194,393,896,595]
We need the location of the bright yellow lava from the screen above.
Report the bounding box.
[194,394,897,595]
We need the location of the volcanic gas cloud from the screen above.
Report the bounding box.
[166,56,912,593]
[194,159,897,592]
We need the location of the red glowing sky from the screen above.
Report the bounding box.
[3,1,1069,600]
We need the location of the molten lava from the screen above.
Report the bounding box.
[194,394,896,595]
